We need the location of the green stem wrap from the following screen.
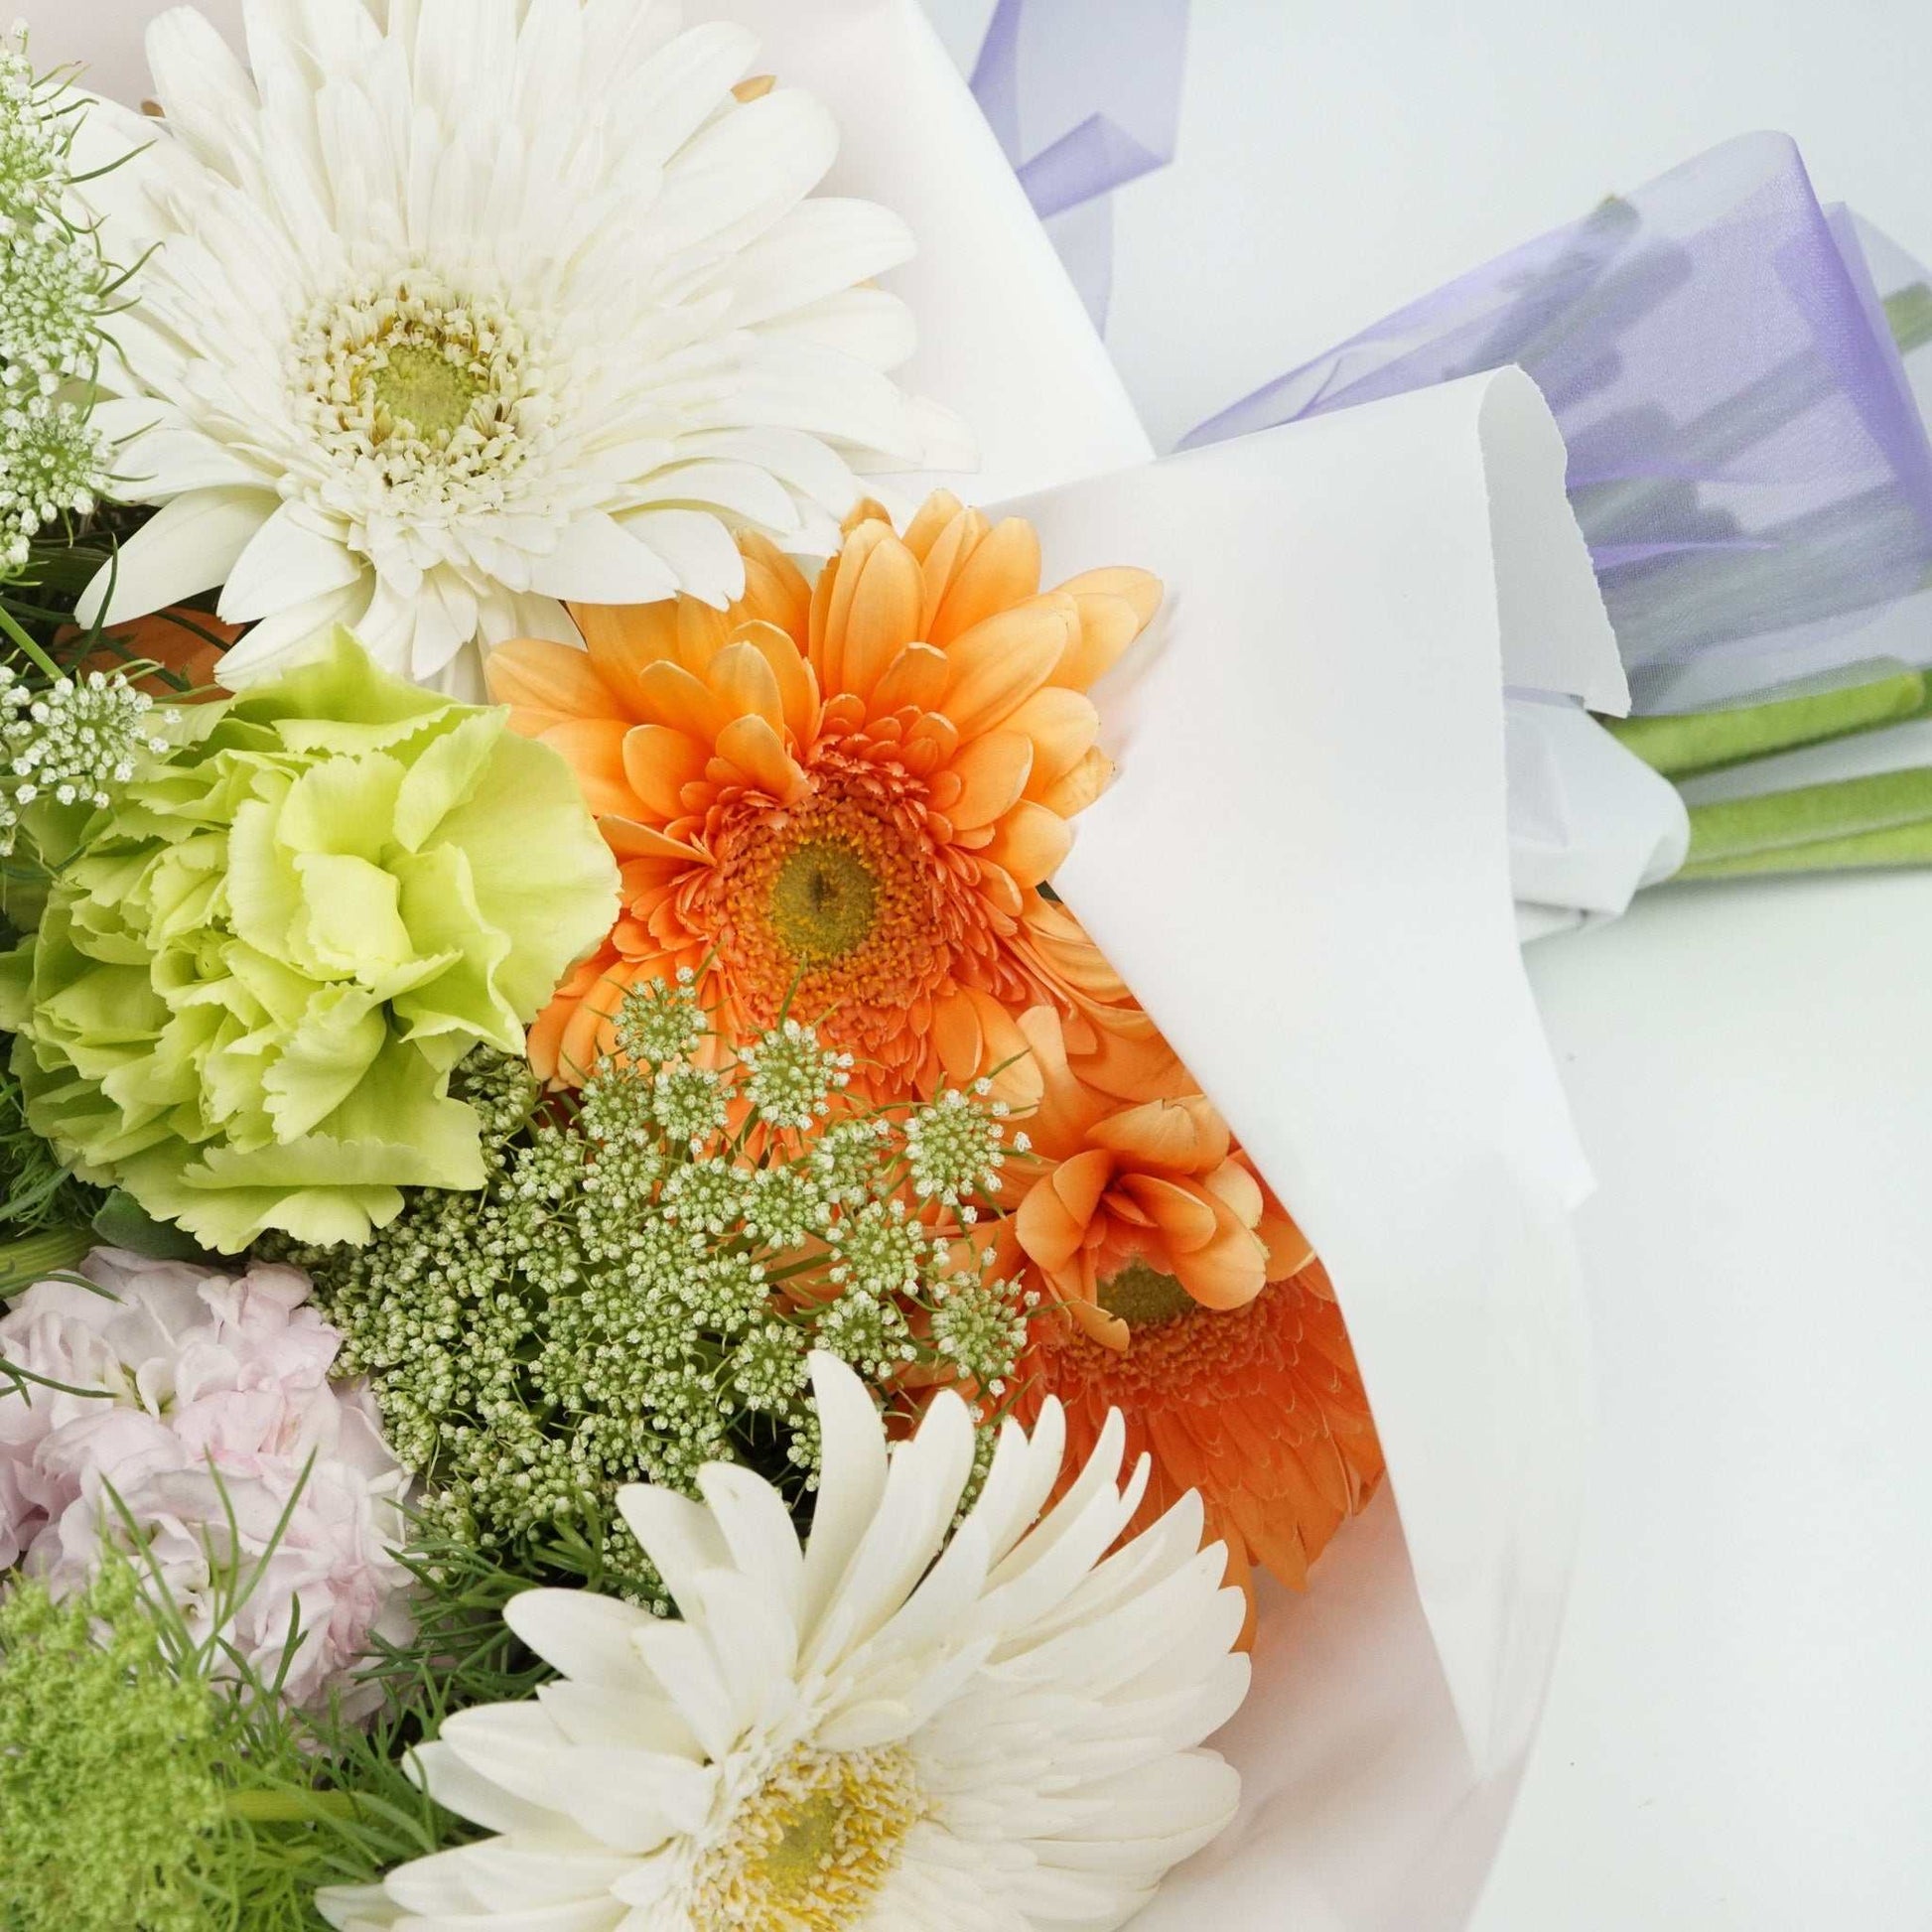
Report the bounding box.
[1605,663,1929,778]
[1681,765,1932,877]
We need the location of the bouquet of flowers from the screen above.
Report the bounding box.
[0,1,1803,1926]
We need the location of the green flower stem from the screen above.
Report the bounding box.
[1886,282,1932,354]
[1604,663,1928,778]
[0,603,66,682]
[1680,765,1932,877]
[0,1223,94,1289]
[224,1788,360,1825]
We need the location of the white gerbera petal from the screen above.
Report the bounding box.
[75,485,278,626]
[796,1349,891,1632]
[617,1481,733,1610]
[693,1460,805,1618]
[614,507,746,608]
[439,1704,716,1854]
[315,1881,403,1930]
[214,577,372,685]
[80,0,966,689]
[407,1738,565,1838]
[612,20,760,166]
[502,1587,660,1691]
[522,512,678,606]
[356,1355,1247,1932]
[218,498,366,621]
[705,199,917,333]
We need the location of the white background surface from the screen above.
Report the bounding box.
[924,2,1932,1926]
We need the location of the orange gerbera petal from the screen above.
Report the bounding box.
[914,503,989,623]
[621,724,709,820]
[1114,1173,1221,1250]
[1003,686,1101,795]
[715,715,808,801]
[1056,565,1165,628]
[705,638,787,736]
[837,537,923,704]
[811,518,895,693]
[926,515,1042,647]
[486,637,619,729]
[1201,1157,1265,1227]
[1257,1192,1316,1278]
[867,642,948,716]
[978,798,1071,890]
[1033,747,1114,818]
[1089,1093,1229,1174]
[1019,1146,1114,1268]
[941,608,1066,737]
[945,730,1034,832]
[631,658,734,742]
[735,533,812,639]
[1168,1206,1270,1310]
[76,607,241,697]
[900,489,965,562]
[731,621,819,744]
[536,719,638,817]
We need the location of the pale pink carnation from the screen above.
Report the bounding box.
[0,1247,411,1715]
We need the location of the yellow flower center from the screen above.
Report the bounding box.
[371,342,483,442]
[767,838,880,965]
[1098,1258,1196,1330]
[693,1743,923,1930]
[290,272,549,513]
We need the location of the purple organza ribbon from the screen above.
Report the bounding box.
[1181,135,1932,711]
[970,0,1188,327]
[965,10,1932,713]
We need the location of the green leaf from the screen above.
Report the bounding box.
[89,1186,205,1260]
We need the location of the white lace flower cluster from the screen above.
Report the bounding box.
[0,663,171,853]
[0,28,109,573]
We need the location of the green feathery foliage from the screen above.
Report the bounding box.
[0,1479,582,1930]
[0,1559,223,1932]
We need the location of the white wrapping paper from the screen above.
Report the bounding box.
[1002,378,1598,1924]
[1508,699,1690,940]
[43,3,1615,1923]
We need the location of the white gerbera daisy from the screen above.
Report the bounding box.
[318,1353,1249,1932]
[72,0,970,695]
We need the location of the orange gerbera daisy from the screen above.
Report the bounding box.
[1008,1007,1296,1347]
[999,1007,1384,1613]
[486,492,1173,1100]
[1015,1261,1384,1611]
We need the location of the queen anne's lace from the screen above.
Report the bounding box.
[285,990,1030,1606]
[0,664,170,853]
[0,30,109,574]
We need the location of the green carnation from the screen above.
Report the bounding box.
[0,629,619,1251]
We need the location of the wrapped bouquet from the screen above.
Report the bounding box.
[4,1,1923,1927]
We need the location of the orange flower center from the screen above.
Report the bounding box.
[766,838,881,966]
[699,758,955,1048]
[1040,1272,1319,1401]
[1096,1259,1197,1330]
